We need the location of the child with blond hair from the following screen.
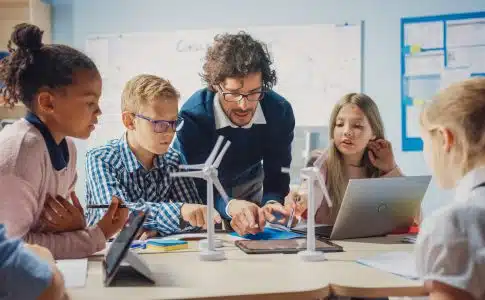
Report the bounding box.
[414,77,485,300]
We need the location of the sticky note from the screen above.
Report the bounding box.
[412,98,426,105]
[410,45,421,54]
[146,239,188,251]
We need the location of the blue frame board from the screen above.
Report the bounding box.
[401,11,485,152]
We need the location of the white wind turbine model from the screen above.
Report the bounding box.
[170,136,231,261]
[282,149,333,261]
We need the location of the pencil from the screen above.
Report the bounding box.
[86,204,128,209]
[286,208,295,228]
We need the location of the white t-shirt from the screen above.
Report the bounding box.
[414,166,485,299]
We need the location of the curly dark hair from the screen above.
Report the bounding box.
[0,23,98,109]
[201,31,277,91]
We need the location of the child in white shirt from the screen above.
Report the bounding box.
[415,77,485,300]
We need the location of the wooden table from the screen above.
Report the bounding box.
[69,234,426,299]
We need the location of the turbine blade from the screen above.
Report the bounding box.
[313,148,329,168]
[179,164,205,170]
[170,171,204,179]
[316,171,326,191]
[205,136,224,167]
[316,172,332,208]
[212,177,229,204]
[213,140,231,168]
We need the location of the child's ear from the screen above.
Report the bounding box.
[438,127,454,153]
[122,112,136,130]
[36,91,55,114]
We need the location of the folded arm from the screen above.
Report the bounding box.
[0,175,105,259]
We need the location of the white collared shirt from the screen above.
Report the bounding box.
[415,166,485,299]
[213,94,268,218]
[213,94,266,129]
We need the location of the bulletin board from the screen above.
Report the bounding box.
[401,11,485,152]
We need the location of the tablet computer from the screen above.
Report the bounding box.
[235,238,343,254]
[103,209,152,286]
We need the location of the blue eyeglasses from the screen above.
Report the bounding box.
[134,114,184,133]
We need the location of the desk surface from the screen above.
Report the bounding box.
[70,234,425,300]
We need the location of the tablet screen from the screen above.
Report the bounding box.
[104,210,147,277]
[235,238,343,254]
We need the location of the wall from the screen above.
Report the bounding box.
[49,0,485,215]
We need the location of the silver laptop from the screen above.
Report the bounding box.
[292,175,431,240]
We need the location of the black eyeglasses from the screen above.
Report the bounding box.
[134,114,184,133]
[218,85,265,102]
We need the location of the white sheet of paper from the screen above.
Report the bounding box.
[405,51,444,76]
[406,105,422,138]
[447,47,471,69]
[56,259,88,288]
[405,21,443,48]
[447,45,485,71]
[447,18,485,48]
[407,77,441,99]
[468,45,485,74]
[357,251,419,280]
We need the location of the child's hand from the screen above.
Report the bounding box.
[135,228,158,240]
[181,204,221,229]
[285,189,308,220]
[40,192,86,233]
[368,139,397,173]
[96,196,129,239]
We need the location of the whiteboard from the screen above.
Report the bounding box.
[85,23,362,129]
[77,24,362,202]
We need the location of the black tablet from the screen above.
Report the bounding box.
[235,238,343,254]
[103,209,148,286]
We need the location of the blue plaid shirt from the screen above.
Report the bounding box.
[85,134,202,236]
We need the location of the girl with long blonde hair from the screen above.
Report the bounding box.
[287,93,403,224]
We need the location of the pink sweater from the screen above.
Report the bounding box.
[0,119,105,259]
